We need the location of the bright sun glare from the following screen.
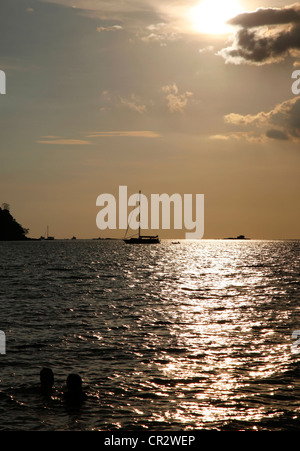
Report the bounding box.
[189,0,243,35]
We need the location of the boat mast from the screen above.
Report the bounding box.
[138,190,141,239]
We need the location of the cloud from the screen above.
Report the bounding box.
[228,5,300,28]
[162,83,193,113]
[120,94,147,114]
[199,45,214,54]
[39,135,61,139]
[37,137,92,145]
[37,131,161,146]
[41,0,194,30]
[97,25,123,32]
[209,134,231,141]
[219,4,300,65]
[86,131,161,138]
[265,129,289,140]
[209,132,265,143]
[224,96,300,141]
[100,84,194,116]
[100,90,147,114]
[141,22,180,43]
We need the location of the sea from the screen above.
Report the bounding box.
[0,239,299,431]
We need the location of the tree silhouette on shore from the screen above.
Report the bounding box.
[0,204,29,240]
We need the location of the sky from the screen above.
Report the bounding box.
[0,0,299,239]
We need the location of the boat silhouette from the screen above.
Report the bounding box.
[124,191,160,244]
[40,226,54,240]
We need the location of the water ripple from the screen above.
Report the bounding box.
[0,239,299,430]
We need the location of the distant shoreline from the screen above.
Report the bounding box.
[0,238,299,242]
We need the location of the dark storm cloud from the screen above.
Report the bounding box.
[219,4,300,65]
[266,129,289,140]
[228,5,300,28]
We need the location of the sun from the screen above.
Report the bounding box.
[189,0,243,35]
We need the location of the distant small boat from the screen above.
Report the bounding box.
[124,191,160,245]
[46,226,54,240]
[224,235,249,240]
[124,235,160,244]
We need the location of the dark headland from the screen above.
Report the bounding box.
[0,204,29,241]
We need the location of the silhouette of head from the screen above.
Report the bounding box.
[65,373,87,405]
[40,367,54,393]
[66,373,83,393]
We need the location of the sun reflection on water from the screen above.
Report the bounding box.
[0,239,299,430]
[130,240,300,428]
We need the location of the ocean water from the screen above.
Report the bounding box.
[0,239,299,431]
